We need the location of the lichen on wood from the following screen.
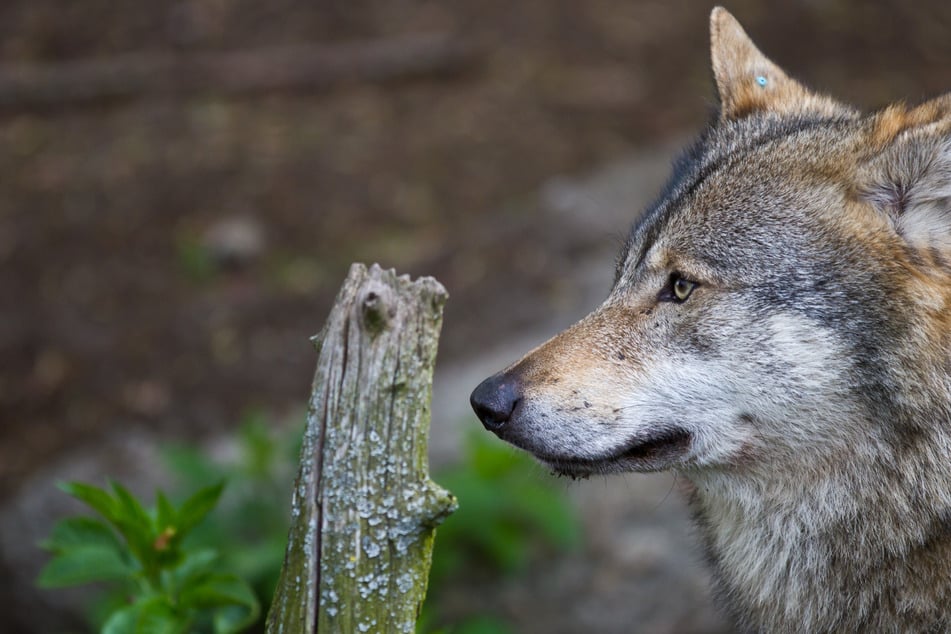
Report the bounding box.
[267,263,457,634]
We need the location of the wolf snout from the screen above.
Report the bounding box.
[470,372,521,432]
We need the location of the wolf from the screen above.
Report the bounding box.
[470,7,951,633]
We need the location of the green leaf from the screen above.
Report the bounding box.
[214,603,260,634]
[170,548,219,588]
[59,482,120,524]
[109,483,160,566]
[102,596,186,634]
[111,481,154,534]
[155,491,177,536]
[102,605,138,634]
[41,516,123,555]
[88,588,139,632]
[36,544,133,588]
[59,481,158,568]
[179,572,253,608]
[176,482,225,536]
[178,573,260,634]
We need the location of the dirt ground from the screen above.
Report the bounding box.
[1,0,949,628]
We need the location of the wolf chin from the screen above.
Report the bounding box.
[470,7,951,633]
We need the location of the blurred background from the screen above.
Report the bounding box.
[1,1,949,632]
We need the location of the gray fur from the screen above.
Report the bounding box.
[470,8,951,632]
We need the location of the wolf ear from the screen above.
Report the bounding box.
[709,7,852,122]
[859,98,951,253]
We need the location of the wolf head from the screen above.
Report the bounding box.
[471,8,951,480]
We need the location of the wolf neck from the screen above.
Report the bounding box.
[684,418,951,633]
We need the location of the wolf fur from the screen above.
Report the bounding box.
[470,7,951,632]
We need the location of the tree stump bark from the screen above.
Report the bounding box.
[266,263,457,634]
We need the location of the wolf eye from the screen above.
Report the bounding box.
[673,277,696,301]
[660,274,698,303]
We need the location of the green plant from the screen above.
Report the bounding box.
[161,412,301,615]
[421,429,582,632]
[38,480,260,634]
[433,430,581,577]
[36,412,578,634]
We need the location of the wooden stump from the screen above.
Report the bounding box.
[266,263,457,634]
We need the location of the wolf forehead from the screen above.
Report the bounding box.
[614,116,867,287]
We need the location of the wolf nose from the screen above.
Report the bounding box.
[470,373,520,432]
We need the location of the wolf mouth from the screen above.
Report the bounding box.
[540,428,693,476]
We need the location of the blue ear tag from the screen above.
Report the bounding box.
[755,75,768,87]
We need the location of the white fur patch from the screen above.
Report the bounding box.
[613,312,851,467]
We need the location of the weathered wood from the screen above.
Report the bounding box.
[267,263,456,634]
[0,34,478,111]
